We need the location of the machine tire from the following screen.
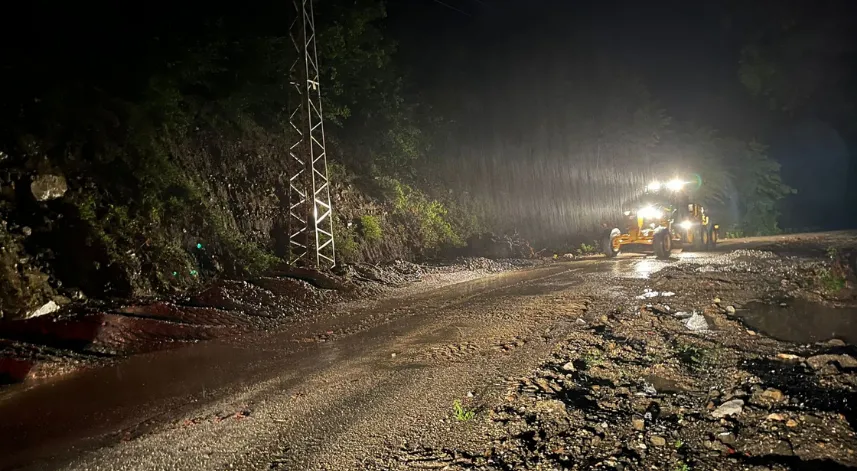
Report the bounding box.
[602,228,621,258]
[690,226,705,252]
[707,225,718,250]
[653,228,671,259]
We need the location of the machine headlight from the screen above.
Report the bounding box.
[646,180,662,192]
[667,179,687,192]
[637,205,663,220]
[623,210,632,216]
[679,220,694,230]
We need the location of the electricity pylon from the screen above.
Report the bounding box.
[288,0,335,268]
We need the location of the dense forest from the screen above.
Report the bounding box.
[0,0,852,319]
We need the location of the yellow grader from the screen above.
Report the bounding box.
[602,179,718,259]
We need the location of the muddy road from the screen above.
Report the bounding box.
[2,232,857,470]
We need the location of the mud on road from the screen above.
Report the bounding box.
[2,232,857,471]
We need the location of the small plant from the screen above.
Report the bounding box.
[453,400,475,422]
[817,248,847,294]
[819,268,847,293]
[673,462,691,471]
[674,342,715,371]
[576,241,597,256]
[359,215,383,242]
[582,349,604,367]
[674,439,684,449]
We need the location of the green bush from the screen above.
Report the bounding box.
[359,215,383,242]
[336,221,361,262]
[379,176,464,252]
[576,241,597,255]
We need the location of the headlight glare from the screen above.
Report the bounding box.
[667,179,686,191]
[637,205,663,220]
[646,181,662,192]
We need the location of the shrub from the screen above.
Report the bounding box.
[359,215,383,242]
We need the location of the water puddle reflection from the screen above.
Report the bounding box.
[739,300,857,344]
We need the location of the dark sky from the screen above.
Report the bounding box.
[388,0,768,136]
[386,0,857,230]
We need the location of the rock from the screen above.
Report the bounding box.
[716,432,736,446]
[786,419,798,428]
[30,174,68,201]
[713,297,721,304]
[649,436,666,447]
[761,388,784,402]
[766,413,787,422]
[561,361,576,372]
[535,377,556,393]
[747,329,756,336]
[807,354,857,371]
[534,399,568,416]
[711,399,744,418]
[636,289,659,299]
[776,353,801,361]
[725,305,736,315]
[575,318,587,325]
[673,311,693,319]
[825,339,847,347]
[25,300,60,319]
[632,418,645,431]
[21,226,32,236]
[683,312,709,332]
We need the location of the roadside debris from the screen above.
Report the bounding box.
[369,245,857,471]
[683,312,709,332]
[712,399,744,418]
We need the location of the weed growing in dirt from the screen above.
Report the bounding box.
[582,349,605,368]
[453,400,475,422]
[673,462,690,471]
[817,246,848,293]
[674,342,715,371]
[819,269,847,293]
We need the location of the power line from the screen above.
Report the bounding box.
[429,0,473,17]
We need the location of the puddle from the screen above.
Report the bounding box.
[739,300,857,344]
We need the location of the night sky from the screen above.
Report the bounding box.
[388,0,857,230]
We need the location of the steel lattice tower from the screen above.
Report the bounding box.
[288,0,336,268]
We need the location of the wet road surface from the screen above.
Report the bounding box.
[3,235,855,470]
[0,258,641,470]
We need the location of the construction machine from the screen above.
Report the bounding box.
[602,178,718,259]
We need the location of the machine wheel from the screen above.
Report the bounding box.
[653,228,671,259]
[707,225,718,250]
[690,226,704,251]
[602,228,620,258]
[699,225,710,250]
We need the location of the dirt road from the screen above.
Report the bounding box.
[2,233,857,470]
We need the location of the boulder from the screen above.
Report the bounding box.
[30,174,68,201]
